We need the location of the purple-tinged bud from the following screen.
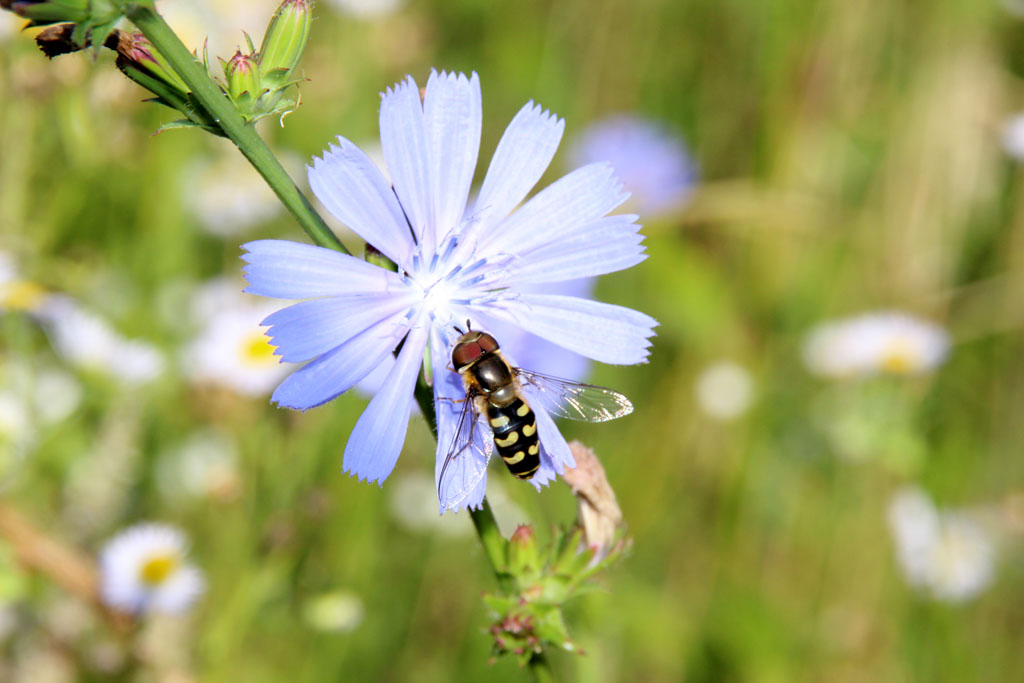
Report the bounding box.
[224,50,263,102]
[258,0,311,87]
[507,524,539,575]
[114,31,189,94]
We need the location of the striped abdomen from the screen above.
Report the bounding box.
[487,396,540,479]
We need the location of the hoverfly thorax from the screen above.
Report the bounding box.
[452,331,516,406]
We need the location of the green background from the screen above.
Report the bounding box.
[2,0,1024,680]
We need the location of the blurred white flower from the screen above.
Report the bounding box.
[0,251,49,314]
[156,430,241,503]
[183,279,288,397]
[36,296,164,385]
[1002,0,1024,20]
[99,523,205,615]
[326,0,406,19]
[803,312,949,378]
[694,361,754,420]
[1002,113,1024,160]
[302,589,365,633]
[0,13,20,45]
[888,487,996,603]
[0,362,82,464]
[568,115,697,216]
[184,149,283,237]
[389,471,529,533]
[388,472,472,537]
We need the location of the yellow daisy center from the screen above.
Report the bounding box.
[880,338,919,375]
[139,553,179,586]
[240,331,277,367]
[1,280,47,312]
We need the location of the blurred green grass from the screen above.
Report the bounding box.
[3,0,1024,680]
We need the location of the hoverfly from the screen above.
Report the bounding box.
[438,327,633,509]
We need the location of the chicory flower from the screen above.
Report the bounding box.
[243,71,656,510]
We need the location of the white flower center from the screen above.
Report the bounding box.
[402,233,512,326]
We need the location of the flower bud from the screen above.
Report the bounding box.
[562,441,623,561]
[258,0,311,88]
[114,31,189,95]
[507,524,539,575]
[1,0,89,24]
[224,50,263,103]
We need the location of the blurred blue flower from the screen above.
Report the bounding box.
[568,115,697,216]
[242,71,656,510]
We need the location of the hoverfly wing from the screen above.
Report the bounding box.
[515,369,634,423]
[437,393,492,511]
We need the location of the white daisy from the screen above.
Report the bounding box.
[36,296,164,385]
[183,279,288,397]
[1003,113,1024,160]
[0,13,19,45]
[803,312,949,378]
[99,523,205,615]
[888,487,997,603]
[694,361,754,420]
[0,251,49,314]
[302,590,365,633]
[0,361,82,468]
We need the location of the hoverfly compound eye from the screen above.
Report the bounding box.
[452,341,483,371]
[476,332,500,354]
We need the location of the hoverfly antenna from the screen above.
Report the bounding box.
[466,319,473,331]
[452,324,464,335]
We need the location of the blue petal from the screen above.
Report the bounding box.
[432,326,489,512]
[242,240,402,299]
[489,294,657,365]
[271,312,409,410]
[343,322,429,484]
[422,70,481,251]
[475,312,591,382]
[308,137,415,267]
[470,100,564,232]
[380,76,432,249]
[526,402,575,490]
[505,215,646,283]
[478,163,628,259]
[262,291,419,363]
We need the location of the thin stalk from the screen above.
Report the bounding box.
[123,4,348,254]
[469,498,512,593]
[415,380,513,592]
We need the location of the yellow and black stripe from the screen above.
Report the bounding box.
[487,397,540,479]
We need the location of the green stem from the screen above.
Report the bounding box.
[469,498,512,593]
[123,4,348,254]
[416,379,512,593]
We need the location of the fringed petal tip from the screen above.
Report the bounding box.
[342,464,387,487]
[381,74,419,101]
